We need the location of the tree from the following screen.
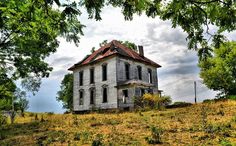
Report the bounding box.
[199,42,236,97]
[14,88,29,116]
[98,39,138,52]
[79,0,236,58]
[57,73,73,112]
[0,0,84,93]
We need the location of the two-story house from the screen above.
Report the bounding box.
[68,40,161,112]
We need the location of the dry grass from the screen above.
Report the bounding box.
[1,100,236,145]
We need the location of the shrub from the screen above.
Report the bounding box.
[145,126,163,144]
[228,95,236,100]
[74,132,80,141]
[166,101,192,108]
[46,112,54,115]
[135,93,172,110]
[92,134,103,146]
[0,113,7,126]
[29,112,34,117]
[203,99,214,103]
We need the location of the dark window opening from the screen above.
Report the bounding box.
[79,90,83,105]
[148,69,152,83]
[90,89,95,104]
[102,64,107,81]
[103,87,108,103]
[137,66,142,80]
[140,88,145,97]
[148,89,153,94]
[123,90,128,97]
[90,68,94,84]
[79,71,83,86]
[122,89,128,103]
[125,63,130,80]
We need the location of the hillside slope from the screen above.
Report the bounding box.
[1,100,236,145]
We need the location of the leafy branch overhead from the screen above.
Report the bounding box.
[79,0,236,58]
[1,0,235,94]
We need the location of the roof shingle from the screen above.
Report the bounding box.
[68,40,161,70]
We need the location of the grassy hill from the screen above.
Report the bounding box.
[1,100,236,145]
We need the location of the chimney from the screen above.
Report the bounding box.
[138,45,144,57]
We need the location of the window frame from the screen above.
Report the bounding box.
[137,66,142,80]
[125,63,130,80]
[79,90,84,105]
[148,68,152,83]
[102,64,107,81]
[79,71,83,86]
[90,68,95,84]
[90,88,95,105]
[102,86,108,103]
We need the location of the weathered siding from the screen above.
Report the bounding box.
[116,57,158,87]
[73,56,159,111]
[73,57,118,111]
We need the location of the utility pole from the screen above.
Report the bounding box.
[194,81,197,104]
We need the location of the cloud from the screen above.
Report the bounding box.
[50,57,76,66]
[27,6,219,113]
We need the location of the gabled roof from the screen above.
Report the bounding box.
[68,40,161,70]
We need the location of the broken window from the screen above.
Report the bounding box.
[79,71,83,86]
[140,88,145,97]
[122,89,128,103]
[90,88,95,104]
[148,69,152,83]
[103,87,108,103]
[102,64,107,81]
[79,90,84,105]
[90,68,95,84]
[125,63,130,80]
[137,66,142,80]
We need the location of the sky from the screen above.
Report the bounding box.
[27,6,236,113]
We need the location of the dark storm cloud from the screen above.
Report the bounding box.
[159,64,199,77]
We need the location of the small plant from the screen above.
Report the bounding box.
[40,115,45,122]
[74,132,80,141]
[92,134,103,146]
[29,113,34,117]
[201,105,208,132]
[46,112,54,115]
[73,115,79,126]
[145,126,163,144]
[35,114,39,121]
[219,138,233,146]
[217,110,225,116]
[0,113,7,126]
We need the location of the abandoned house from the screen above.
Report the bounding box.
[68,40,161,111]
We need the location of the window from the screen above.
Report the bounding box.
[140,88,145,97]
[79,90,84,105]
[90,68,95,84]
[137,66,142,80]
[122,89,128,103]
[102,64,107,81]
[123,89,128,97]
[79,71,83,86]
[125,63,130,80]
[103,87,108,103]
[90,88,95,104]
[148,69,152,83]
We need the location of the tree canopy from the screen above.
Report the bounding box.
[199,42,236,97]
[57,73,73,112]
[0,0,84,94]
[1,0,236,106]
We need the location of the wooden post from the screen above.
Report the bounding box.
[194,81,197,104]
